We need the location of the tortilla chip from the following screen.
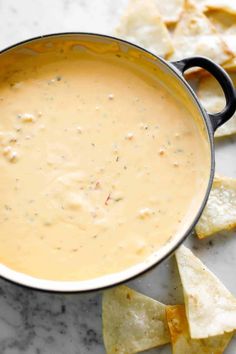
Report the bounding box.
[115,0,174,58]
[195,176,236,238]
[175,245,236,338]
[168,3,232,64]
[189,0,236,15]
[154,0,184,24]
[166,305,234,353]
[102,285,170,353]
[207,10,236,52]
[224,57,236,71]
[198,73,236,137]
[206,10,236,70]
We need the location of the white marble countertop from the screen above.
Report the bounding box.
[0,0,235,353]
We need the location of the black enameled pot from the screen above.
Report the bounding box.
[0,33,235,292]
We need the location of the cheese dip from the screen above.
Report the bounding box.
[0,41,210,281]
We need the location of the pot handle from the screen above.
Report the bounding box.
[171,56,236,132]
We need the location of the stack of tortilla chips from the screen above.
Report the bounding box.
[103,246,236,353]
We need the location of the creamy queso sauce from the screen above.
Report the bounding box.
[0,43,210,281]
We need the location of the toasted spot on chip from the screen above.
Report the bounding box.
[175,245,236,338]
[102,285,170,353]
[168,2,232,65]
[195,176,236,238]
[198,73,236,137]
[189,0,236,15]
[154,0,184,24]
[115,0,174,58]
[166,304,234,353]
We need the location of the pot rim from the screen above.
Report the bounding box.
[0,32,215,293]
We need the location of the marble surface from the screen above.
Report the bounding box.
[0,0,236,353]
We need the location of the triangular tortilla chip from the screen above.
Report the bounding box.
[195,176,236,238]
[175,245,236,338]
[206,10,236,71]
[168,3,232,64]
[102,285,170,353]
[198,73,236,137]
[189,0,236,15]
[154,0,184,24]
[208,10,236,54]
[115,0,174,58]
[166,304,234,353]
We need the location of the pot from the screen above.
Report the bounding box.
[0,33,235,292]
